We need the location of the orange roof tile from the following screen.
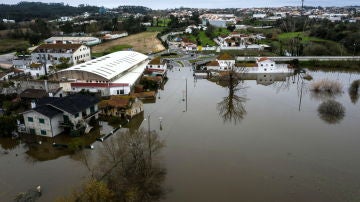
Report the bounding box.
[148,57,163,65]
[217,53,234,60]
[206,61,219,66]
[258,57,269,62]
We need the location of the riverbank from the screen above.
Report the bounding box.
[298,60,360,72]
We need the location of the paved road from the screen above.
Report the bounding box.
[237,56,360,61]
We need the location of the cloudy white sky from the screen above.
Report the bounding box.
[0,0,358,9]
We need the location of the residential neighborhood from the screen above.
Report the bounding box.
[0,1,359,202]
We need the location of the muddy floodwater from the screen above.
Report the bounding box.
[1,67,360,202]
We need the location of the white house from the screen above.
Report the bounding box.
[204,56,291,73]
[52,51,149,96]
[205,53,235,71]
[21,94,99,137]
[146,57,167,76]
[245,57,290,73]
[31,44,91,66]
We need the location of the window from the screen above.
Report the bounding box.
[39,118,45,124]
[75,113,79,118]
[90,106,95,113]
[29,128,35,135]
[40,130,47,135]
[28,117,33,122]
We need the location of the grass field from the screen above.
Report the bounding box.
[146,27,167,32]
[277,32,328,43]
[198,31,216,46]
[152,18,171,27]
[91,32,165,55]
[0,39,29,54]
[213,28,231,37]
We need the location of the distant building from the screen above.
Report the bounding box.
[2,19,15,23]
[252,13,267,19]
[44,36,101,46]
[200,14,236,28]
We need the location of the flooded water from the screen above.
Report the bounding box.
[1,67,360,202]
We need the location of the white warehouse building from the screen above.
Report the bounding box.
[52,51,149,96]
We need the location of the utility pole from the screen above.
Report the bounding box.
[301,0,304,16]
[147,114,151,161]
[185,78,188,112]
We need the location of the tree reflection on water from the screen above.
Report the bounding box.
[217,70,247,124]
[317,100,345,124]
[349,80,360,104]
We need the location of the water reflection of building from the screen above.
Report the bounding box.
[242,73,292,86]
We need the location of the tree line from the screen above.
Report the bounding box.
[0,2,99,21]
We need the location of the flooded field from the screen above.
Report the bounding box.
[1,67,360,202]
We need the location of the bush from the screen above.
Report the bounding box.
[302,74,313,81]
[318,100,345,124]
[310,79,343,94]
[349,80,360,104]
[108,116,122,125]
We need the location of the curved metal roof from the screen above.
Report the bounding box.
[58,51,148,80]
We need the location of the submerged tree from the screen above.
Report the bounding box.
[317,100,345,124]
[349,80,360,104]
[217,69,247,124]
[65,128,166,202]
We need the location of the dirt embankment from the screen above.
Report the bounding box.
[92,32,165,54]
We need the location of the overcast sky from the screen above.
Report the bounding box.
[0,0,358,9]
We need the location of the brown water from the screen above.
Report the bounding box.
[1,67,360,202]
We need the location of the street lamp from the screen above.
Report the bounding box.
[159,117,163,130]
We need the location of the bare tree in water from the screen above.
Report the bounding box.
[60,128,166,202]
[216,67,247,124]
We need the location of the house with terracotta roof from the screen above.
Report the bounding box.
[146,57,167,76]
[99,95,144,119]
[31,43,91,66]
[254,57,287,73]
[204,53,235,71]
[204,56,290,73]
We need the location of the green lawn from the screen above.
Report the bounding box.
[152,18,171,27]
[0,39,29,54]
[213,28,230,37]
[198,31,216,46]
[277,32,328,43]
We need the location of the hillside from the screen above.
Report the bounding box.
[0,2,99,21]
